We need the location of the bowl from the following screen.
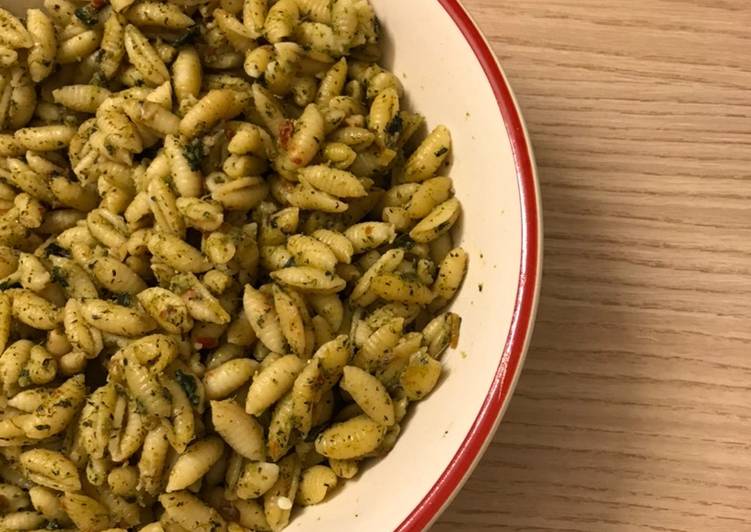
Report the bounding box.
[1,0,542,528]
[287,1,542,529]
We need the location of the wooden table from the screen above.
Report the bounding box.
[435,2,751,530]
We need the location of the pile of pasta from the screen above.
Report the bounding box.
[0,0,468,530]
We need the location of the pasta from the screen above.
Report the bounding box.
[296,464,338,506]
[237,460,281,500]
[210,398,265,460]
[160,491,227,531]
[245,354,304,416]
[25,9,56,83]
[0,510,45,530]
[340,365,395,426]
[0,0,468,528]
[165,435,224,492]
[315,415,387,460]
[123,24,169,86]
[20,449,81,492]
[61,493,114,531]
[28,485,68,522]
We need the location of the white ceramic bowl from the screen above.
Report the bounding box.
[3,0,542,528]
[288,1,542,529]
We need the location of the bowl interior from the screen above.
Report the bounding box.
[0,0,530,528]
[289,1,525,529]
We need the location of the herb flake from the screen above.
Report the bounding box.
[51,266,69,288]
[385,114,403,136]
[175,369,200,406]
[114,293,132,306]
[44,243,70,258]
[101,289,132,306]
[183,139,204,171]
[173,25,200,47]
[0,279,20,290]
[393,233,415,249]
[74,5,99,27]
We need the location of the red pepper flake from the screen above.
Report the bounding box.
[279,120,294,150]
[195,337,218,349]
[91,0,106,9]
[183,289,197,300]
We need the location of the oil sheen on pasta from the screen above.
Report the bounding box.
[0,0,468,530]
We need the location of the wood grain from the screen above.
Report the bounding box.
[435,1,751,531]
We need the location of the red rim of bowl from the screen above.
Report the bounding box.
[395,1,541,530]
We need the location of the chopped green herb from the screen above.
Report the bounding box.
[51,266,69,288]
[183,139,204,171]
[373,16,382,37]
[43,243,70,258]
[435,220,451,232]
[102,289,133,306]
[385,114,403,136]
[393,233,415,249]
[90,70,106,87]
[114,293,132,306]
[0,279,21,290]
[173,25,201,47]
[74,5,99,27]
[175,369,200,406]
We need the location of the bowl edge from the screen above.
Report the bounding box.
[395,1,543,530]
